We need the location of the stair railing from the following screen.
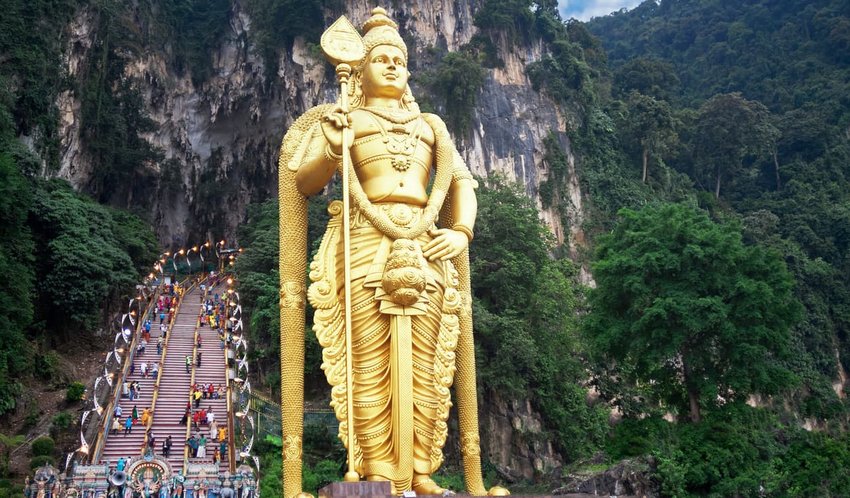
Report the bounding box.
[90,287,160,464]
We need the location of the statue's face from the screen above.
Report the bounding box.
[361,45,408,99]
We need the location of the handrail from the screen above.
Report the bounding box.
[221,275,236,473]
[142,278,194,454]
[183,278,208,474]
[90,288,159,464]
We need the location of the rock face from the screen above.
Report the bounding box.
[480,392,565,481]
[554,457,659,497]
[52,0,582,477]
[54,1,584,251]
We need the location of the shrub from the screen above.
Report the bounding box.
[30,436,55,457]
[302,459,342,495]
[23,408,39,429]
[28,455,55,470]
[34,352,59,382]
[52,412,72,431]
[65,381,85,402]
[0,484,23,498]
[606,416,673,460]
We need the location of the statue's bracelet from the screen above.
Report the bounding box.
[325,145,342,162]
[452,224,474,242]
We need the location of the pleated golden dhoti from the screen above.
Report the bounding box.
[308,202,461,492]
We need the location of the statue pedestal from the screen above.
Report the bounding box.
[318,482,393,498]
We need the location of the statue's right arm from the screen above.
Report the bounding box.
[294,127,338,196]
[295,107,348,196]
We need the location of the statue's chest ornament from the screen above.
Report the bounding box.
[364,108,424,172]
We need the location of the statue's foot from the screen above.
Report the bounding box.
[411,475,453,496]
[487,486,510,496]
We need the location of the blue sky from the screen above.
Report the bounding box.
[558,0,644,21]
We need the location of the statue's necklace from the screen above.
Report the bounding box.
[363,108,424,172]
[363,106,420,124]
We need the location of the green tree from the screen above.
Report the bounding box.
[0,152,35,415]
[695,93,777,199]
[614,57,680,100]
[28,179,154,337]
[585,203,800,422]
[621,91,678,183]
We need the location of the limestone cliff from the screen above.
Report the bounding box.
[55,1,585,255]
[53,0,583,479]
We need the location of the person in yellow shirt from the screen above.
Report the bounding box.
[141,407,151,427]
[217,427,226,442]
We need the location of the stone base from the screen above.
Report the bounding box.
[318,481,394,498]
[316,481,637,498]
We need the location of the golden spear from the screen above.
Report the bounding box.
[320,16,365,483]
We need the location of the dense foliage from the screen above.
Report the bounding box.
[468,0,850,492]
[416,50,487,135]
[0,0,158,418]
[586,203,800,422]
[582,0,850,421]
[471,176,608,459]
[244,0,340,81]
[233,194,330,397]
[609,403,850,497]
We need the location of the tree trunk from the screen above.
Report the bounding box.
[642,146,649,183]
[687,386,701,423]
[773,149,781,190]
[682,353,702,423]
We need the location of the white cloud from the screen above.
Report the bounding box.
[558,0,644,22]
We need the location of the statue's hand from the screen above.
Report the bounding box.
[424,228,468,261]
[320,105,350,154]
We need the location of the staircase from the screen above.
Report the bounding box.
[146,285,202,471]
[190,281,230,470]
[98,282,231,473]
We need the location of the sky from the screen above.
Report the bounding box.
[558,0,644,21]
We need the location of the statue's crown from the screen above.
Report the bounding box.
[361,7,407,60]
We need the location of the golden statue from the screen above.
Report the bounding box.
[278,7,507,497]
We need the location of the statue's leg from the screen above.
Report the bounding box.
[342,229,397,486]
[410,283,451,495]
